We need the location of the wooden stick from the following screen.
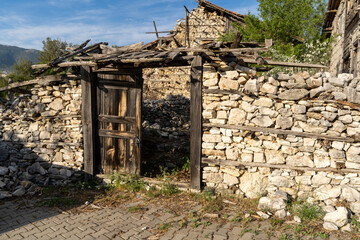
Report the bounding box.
[203,88,244,96]
[202,158,360,174]
[242,58,327,69]
[0,75,80,92]
[32,61,97,69]
[203,123,356,143]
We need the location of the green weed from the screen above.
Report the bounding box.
[127,206,142,212]
[292,202,324,222]
[159,223,171,231]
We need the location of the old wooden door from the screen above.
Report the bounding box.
[96,70,142,175]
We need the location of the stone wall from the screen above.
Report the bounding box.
[143,67,190,99]
[0,77,83,198]
[330,0,360,76]
[202,61,360,207]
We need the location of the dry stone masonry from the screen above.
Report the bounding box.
[0,78,83,198]
[201,61,360,229]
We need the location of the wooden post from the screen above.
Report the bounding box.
[153,21,159,39]
[81,66,97,178]
[190,56,203,189]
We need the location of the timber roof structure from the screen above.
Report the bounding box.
[29,40,326,75]
[197,0,245,23]
[323,0,341,35]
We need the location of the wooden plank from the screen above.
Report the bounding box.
[98,115,136,124]
[134,87,142,175]
[203,88,244,96]
[99,129,135,139]
[0,75,80,92]
[190,55,203,190]
[202,158,360,174]
[32,61,97,69]
[81,66,97,177]
[203,123,356,143]
[242,58,327,69]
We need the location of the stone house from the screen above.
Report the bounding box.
[325,0,360,76]
[2,0,360,216]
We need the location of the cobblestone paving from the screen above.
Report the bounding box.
[0,199,341,240]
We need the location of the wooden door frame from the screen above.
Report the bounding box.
[81,66,98,177]
[81,60,203,190]
[190,56,203,190]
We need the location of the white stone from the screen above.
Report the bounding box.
[241,101,256,113]
[251,116,274,127]
[253,97,273,107]
[258,197,286,211]
[314,185,341,200]
[341,186,360,202]
[269,176,293,187]
[259,107,277,117]
[350,202,360,215]
[257,211,270,219]
[224,173,239,186]
[226,148,239,160]
[203,134,222,143]
[323,222,338,231]
[203,172,222,183]
[226,70,240,80]
[276,116,293,129]
[275,209,287,218]
[48,98,64,111]
[241,153,253,162]
[219,78,239,90]
[244,79,259,94]
[203,78,218,87]
[228,109,246,125]
[324,207,349,227]
[239,172,267,198]
[260,83,278,94]
[286,154,314,167]
[332,142,344,150]
[314,155,331,168]
[339,115,352,124]
[312,175,331,186]
[254,152,265,163]
[265,150,285,164]
[295,175,312,185]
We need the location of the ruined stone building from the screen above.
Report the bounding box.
[325,0,360,76]
[1,0,360,220]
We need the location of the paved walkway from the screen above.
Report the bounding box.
[0,198,343,240]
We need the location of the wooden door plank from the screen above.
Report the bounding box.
[81,66,97,177]
[190,56,203,190]
[98,115,136,124]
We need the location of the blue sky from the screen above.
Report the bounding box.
[0,0,259,50]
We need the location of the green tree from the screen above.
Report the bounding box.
[7,58,35,82]
[37,37,68,63]
[220,0,330,71]
[257,0,327,43]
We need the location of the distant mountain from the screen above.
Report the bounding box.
[0,44,39,73]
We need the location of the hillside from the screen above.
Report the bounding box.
[0,44,39,72]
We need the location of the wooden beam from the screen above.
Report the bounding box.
[190,55,203,190]
[0,75,80,92]
[242,58,327,69]
[202,158,360,174]
[32,61,97,69]
[203,123,356,143]
[203,88,244,96]
[81,66,98,177]
[153,21,159,39]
